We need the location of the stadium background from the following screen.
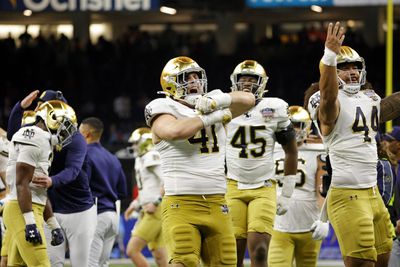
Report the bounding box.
[0,0,399,265]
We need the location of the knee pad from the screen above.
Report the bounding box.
[169,225,199,267]
[171,225,196,254]
[220,236,237,265]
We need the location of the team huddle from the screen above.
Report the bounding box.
[1,21,400,267]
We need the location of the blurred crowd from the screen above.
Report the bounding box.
[0,24,399,151]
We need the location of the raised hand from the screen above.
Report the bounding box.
[21,90,40,109]
[325,22,345,54]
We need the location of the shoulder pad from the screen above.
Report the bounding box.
[308,91,320,120]
[145,98,175,126]
[142,150,161,167]
[259,98,289,119]
[12,126,50,148]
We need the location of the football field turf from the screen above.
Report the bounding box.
[66,259,344,266]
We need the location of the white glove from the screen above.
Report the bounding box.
[199,109,232,127]
[310,220,329,240]
[281,175,296,198]
[276,196,290,215]
[195,93,232,114]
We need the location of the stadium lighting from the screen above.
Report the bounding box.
[23,9,32,16]
[347,20,356,27]
[160,6,177,15]
[310,5,323,13]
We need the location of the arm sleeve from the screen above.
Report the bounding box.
[7,101,24,141]
[51,134,87,187]
[117,166,128,199]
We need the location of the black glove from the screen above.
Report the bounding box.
[51,228,64,246]
[25,224,42,244]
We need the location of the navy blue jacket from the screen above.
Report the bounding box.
[85,143,127,214]
[7,101,94,213]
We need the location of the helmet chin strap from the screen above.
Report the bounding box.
[338,77,361,94]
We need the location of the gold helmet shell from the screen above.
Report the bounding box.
[21,110,37,126]
[336,46,366,94]
[230,60,269,99]
[128,127,153,157]
[160,56,207,102]
[36,100,77,149]
[288,105,311,143]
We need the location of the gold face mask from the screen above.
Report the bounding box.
[36,100,78,150]
[230,60,269,99]
[160,56,207,105]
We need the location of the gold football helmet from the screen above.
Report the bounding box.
[128,127,153,157]
[336,46,366,94]
[21,110,36,126]
[160,56,207,105]
[288,106,311,143]
[230,60,269,99]
[36,100,77,149]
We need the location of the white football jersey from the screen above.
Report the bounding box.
[145,94,227,195]
[274,143,325,232]
[7,126,53,205]
[135,149,163,205]
[308,89,381,188]
[274,143,325,200]
[0,136,9,173]
[226,97,291,184]
[0,136,9,191]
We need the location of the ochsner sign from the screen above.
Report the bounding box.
[22,0,153,11]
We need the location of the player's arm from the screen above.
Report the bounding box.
[318,22,344,136]
[50,134,87,187]
[315,154,327,209]
[281,143,297,178]
[16,157,43,244]
[275,124,298,215]
[16,162,34,214]
[116,166,128,200]
[151,110,231,142]
[151,114,206,141]
[195,91,255,119]
[380,92,400,123]
[228,91,256,118]
[7,90,40,140]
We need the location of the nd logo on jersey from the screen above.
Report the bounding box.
[22,129,35,139]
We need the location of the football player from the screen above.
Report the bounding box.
[268,106,328,267]
[8,90,97,267]
[224,60,298,267]
[3,100,77,266]
[0,113,64,267]
[124,127,167,267]
[307,22,395,266]
[145,56,255,267]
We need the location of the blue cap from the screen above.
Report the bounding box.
[384,126,400,142]
[38,90,67,103]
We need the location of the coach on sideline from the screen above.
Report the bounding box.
[79,117,128,267]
